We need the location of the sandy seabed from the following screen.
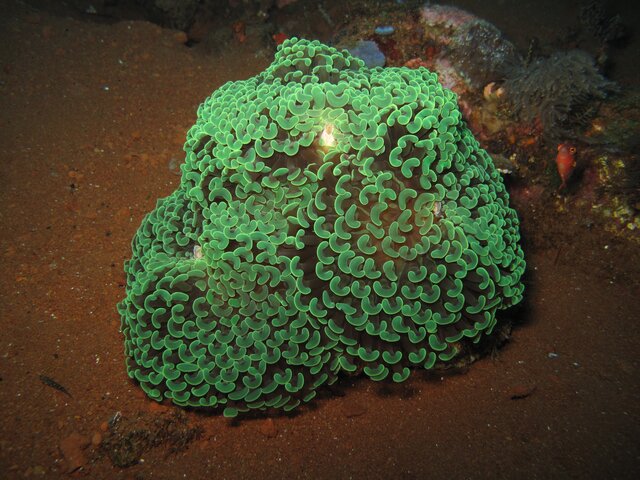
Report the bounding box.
[1,0,639,478]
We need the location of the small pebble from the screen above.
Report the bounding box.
[168,157,181,176]
[91,432,102,446]
[173,31,188,44]
[132,388,146,400]
[148,400,170,413]
[547,352,559,359]
[374,25,395,36]
[509,384,536,400]
[259,418,277,438]
[59,432,89,473]
[343,401,367,418]
[68,170,83,181]
[32,465,46,475]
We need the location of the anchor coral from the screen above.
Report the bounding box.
[118,38,526,417]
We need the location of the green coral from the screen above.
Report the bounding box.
[118,38,525,416]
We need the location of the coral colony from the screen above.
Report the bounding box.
[118,39,525,417]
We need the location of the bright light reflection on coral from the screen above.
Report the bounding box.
[319,123,336,148]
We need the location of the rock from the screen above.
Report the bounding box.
[59,432,90,473]
[346,40,386,68]
[41,26,53,40]
[138,0,200,31]
[173,31,188,45]
[404,58,430,69]
[148,399,171,413]
[374,26,395,36]
[232,21,246,43]
[187,16,211,43]
[132,388,147,400]
[509,384,536,400]
[91,432,103,447]
[276,0,298,8]
[343,401,367,418]
[32,465,46,475]
[259,418,277,438]
[168,157,181,176]
[67,170,84,182]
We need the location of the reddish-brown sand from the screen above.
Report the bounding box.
[1,1,639,479]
